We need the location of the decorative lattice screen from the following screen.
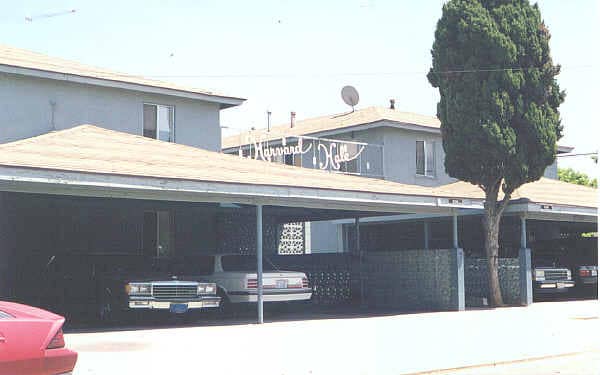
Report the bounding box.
[277,222,305,255]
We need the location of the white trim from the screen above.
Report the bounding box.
[0,166,470,214]
[143,102,175,142]
[0,65,245,109]
[304,222,311,254]
[222,120,439,152]
[329,202,597,225]
[416,140,436,178]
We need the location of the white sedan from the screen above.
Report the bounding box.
[198,254,312,304]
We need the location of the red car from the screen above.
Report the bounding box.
[0,301,77,375]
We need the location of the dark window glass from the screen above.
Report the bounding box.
[143,104,157,139]
[416,140,425,175]
[221,255,277,271]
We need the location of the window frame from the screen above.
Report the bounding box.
[416,140,436,178]
[143,102,176,142]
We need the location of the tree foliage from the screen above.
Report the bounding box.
[428,0,564,306]
[558,167,597,188]
[428,0,564,193]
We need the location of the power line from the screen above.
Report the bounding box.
[121,65,595,79]
[4,52,594,80]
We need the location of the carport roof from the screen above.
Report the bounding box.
[437,178,598,209]
[0,125,476,213]
[0,126,594,213]
[0,125,444,196]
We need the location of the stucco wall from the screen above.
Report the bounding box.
[0,73,222,151]
[543,160,559,179]
[379,126,456,186]
[309,221,342,253]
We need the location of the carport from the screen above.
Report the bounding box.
[0,125,480,324]
[329,178,597,306]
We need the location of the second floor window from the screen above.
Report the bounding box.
[416,140,436,177]
[143,103,174,142]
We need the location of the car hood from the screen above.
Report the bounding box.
[102,272,211,284]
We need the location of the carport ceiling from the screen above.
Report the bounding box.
[0,125,481,215]
[254,205,406,222]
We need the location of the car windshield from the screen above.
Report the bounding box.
[221,255,278,272]
[152,256,215,275]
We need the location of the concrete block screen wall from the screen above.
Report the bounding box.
[464,258,521,306]
[361,249,464,311]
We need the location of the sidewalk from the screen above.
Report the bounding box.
[66,300,599,375]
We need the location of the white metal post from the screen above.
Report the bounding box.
[424,220,430,250]
[256,204,263,324]
[520,215,527,249]
[452,211,459,249]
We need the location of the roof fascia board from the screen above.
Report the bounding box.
[329,208,483,225]
[222,120,441,151]
[505,201,597,221]
[290,120,441,140]
[0,166,456,214]
[0,65,245,109]
[331,200,598,225]
[557,145,574,153]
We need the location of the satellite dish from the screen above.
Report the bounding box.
[341,86,359,111]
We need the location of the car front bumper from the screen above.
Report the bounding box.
[534,280,575,292]
[578,276,598,285]
[228,289,313,303]
[128,296,221,310]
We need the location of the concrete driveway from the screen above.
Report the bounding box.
[66,300,599,375]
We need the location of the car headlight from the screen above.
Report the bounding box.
[534,270,545,280]
[197,283,216,295]
[126,283,152,295]
[566,270,572,279]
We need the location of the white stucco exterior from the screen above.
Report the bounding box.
[0,72,226,151]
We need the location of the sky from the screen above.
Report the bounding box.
[1,0,598,176]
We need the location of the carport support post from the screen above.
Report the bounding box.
[451,210,464,311]
[355,217,365,305]
[256,204,264,324]
[452,211,458,249]
[423,220,430,250]
[519,215,533,306]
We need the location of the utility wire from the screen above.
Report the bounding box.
[3,52,594,79]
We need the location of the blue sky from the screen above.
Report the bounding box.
[2,0,598,175]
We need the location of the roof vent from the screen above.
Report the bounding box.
[389,99,395,110]
[290,111,296,128]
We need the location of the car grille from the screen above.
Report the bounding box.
[152,284,197,299]
[544,270,569,280]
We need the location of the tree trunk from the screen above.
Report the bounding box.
[482,182,510,307]
[483,210,503,306]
